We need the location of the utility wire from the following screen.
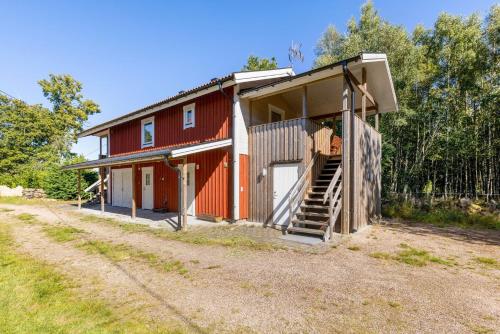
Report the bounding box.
[0,88,18,100]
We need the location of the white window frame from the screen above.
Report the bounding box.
[183,103,196,129]
[268,104,285,122]
[141,116,154,148]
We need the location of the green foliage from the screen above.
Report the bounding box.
[382,201,500,230]
[314,1,500,199]
[43,158,97,200]
[242,55,278,71]
[0,75,100,189]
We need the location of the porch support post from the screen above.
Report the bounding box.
[361,68,367,121]
[131,164,136,219]
[341,78,350,235]
[302,86,308,118]
[77,169,81,210]
[181,160,188,230]
[99,167,105,213]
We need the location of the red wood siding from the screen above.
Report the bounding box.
[239,154,248,219]
[111,149,231,218]
[110,88,233,156]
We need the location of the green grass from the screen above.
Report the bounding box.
[0,223,184,333]
[382,202,500,230]
[43,226,85,242]
[79,213,285,251]
[370,243,455,267]
[347,245,361,251]
[0,196,49,206]
[77,240,189,277]
[474,257,499,269]
[16,213,38,223]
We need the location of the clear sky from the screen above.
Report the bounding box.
[1,0,495,159]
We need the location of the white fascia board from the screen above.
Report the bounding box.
[78,80,235,138]
[170,139,232,158]
[233,68,294,84]
[239,64,349,99]
[360,53,387,61]
[359,54,399,113]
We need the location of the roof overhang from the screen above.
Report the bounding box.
[78,68,295,138]
[62,138,232,170]
[239,53,398,114]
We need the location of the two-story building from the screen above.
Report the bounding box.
[65,53,397,241]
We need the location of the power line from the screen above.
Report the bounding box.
[0,88,18,100]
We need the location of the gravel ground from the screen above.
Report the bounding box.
[0,202,499,334]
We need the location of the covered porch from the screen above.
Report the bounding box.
[240,53,396,239]
[63,138,232,231]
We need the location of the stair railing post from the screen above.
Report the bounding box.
[329,191,334,240]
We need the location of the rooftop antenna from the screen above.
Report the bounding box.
[288,40,304,68]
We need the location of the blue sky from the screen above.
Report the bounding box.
[1,0,495,159]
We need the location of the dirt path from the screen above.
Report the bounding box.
[1,203,499,333]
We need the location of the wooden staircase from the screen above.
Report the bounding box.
[287,155,342,241]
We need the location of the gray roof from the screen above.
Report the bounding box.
[62,148,171,170]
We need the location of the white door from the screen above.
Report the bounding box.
[186,163,195,216]
[273,163,299,226]
[141,167,154,210]
[112,168,132,208]
[112,169,122,207]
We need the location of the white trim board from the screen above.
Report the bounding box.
[170,139,232,158]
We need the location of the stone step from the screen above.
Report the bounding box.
[288,226,326,236]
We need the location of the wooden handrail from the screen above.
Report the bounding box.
[287,151,319,224]
[323,167,342,203]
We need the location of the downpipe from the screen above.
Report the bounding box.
[218,80,238,222]
[164,155,182,231]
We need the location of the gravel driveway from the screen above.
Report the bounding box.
[1,202,499,334]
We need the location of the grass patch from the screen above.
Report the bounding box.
[370,244,455,267]
[383,202,499,230]
[203,265,222,270]
[474,257,499,269]
[16,213,38,223]
[43,226,85,242]
[0,208,14,212]
[0,196,50,206]
[0,223,184,333]
[77,240,188,277]
[369,252,392,260]
[347,245,360,251]
[79,214,285,251]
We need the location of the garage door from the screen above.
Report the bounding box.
[112,168,132,208]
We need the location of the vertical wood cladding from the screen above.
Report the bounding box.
[111,149,231,219]
[239,154,249,219]
[110,87,233,156]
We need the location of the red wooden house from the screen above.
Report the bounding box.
[65,53,397,240]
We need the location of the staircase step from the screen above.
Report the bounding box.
[288,226,325,236]
[308,191,326,195]
[301,204,329,210]
[319,173,335,177]
[292,219,328,227]
[296,212,329,218]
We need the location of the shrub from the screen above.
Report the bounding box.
[43,166,97,201]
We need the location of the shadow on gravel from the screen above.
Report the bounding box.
[382,219,500,247]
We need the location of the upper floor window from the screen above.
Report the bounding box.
[268,104,285,123]
[183,103,195,129]
[141,116,154,148]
